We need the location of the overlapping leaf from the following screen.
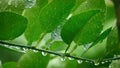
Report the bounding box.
[61,0,106,45]
[0,12,27,40]
[39,0,75,32]
[24,0,48,44]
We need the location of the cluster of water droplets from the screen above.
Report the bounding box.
[7,0,36,8]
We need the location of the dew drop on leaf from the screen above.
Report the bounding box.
[41,52,47,56]
[21,48,28,53]
[68,57,74,60]
[94,60,100,66]
[25,0,36,8]
[101,61,105,64]
[33,50,38,53]
[77,60,83,64]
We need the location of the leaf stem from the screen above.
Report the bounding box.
[34,32,46,47]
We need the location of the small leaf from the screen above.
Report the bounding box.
[24,0,48,44]
[0,12,27,40]
[17,51,49,68]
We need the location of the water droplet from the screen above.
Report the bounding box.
[21,48,28,53]
[41,52,47,56]
[101,61,105,64]
[94,61,100,66]
[105,60,109,63]
[60,57,65,61]
[33,50,38,53]
[68,57,74,60]
[77,60,83,64]
[94,62,100,66]
[25,0,36,8]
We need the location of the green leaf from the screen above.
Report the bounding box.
[89,27,112,48]
[24,0,48,44]
[73,0,106,15]
[49,41,67,51]
[61,10,101,45]
[17,51,49,68]
[0,12,27,40]
[39,0,75,32]
[61,0,106,45]
[2,62,17,68]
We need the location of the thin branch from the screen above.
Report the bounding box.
[0,41,120,64]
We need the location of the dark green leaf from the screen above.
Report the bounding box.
[24,0,48,44]
[61,0,106,45]
[17,51,49,68]
[0,12,27,40]
[2,62,17,68]
[0,45,23,63]
[89,27,112,48]
[61,10,101,45]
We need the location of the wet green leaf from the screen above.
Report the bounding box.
[17,51,49,68]
[24,0,48,44]
[0,12,27,40]
[39,0,75,32]
[61,10,102,45]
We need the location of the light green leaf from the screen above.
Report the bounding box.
[17,51,49,68]
[39,0,75,33]
[24,0,48,44]
[0,12,27,40]
[61,10,101,45]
